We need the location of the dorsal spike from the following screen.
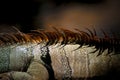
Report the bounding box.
[101,29,109,38]
[86,28,94,37]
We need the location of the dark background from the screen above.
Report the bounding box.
[0,0,120,34]
[0,0,41,32]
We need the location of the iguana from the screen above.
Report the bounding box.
[0,28,120,80]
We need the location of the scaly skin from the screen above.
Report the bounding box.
[0,43,49,80]
[0,43,120,80]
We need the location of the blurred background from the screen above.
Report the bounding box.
[0,0,120,35]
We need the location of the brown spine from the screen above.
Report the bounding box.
[0,28,119,55]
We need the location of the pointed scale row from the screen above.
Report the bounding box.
[0,28,119,55]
